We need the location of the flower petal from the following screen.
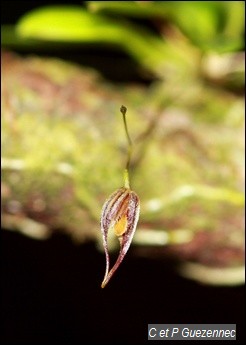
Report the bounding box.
[100,188,140,288]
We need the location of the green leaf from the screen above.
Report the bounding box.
[16,5,122,43]
[15,5,194,77]
[87,1,245,53]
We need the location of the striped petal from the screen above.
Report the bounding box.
[100,187,140,288]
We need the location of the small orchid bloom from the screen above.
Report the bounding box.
[100,184,140,288]
[100,106,140,288]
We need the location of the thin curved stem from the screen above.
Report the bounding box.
[120,105,133,189]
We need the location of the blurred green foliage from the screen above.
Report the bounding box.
[2,2,245,77]
[1,2,245,281]
[87,1,245,52]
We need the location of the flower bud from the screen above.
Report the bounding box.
[100,187,140,288]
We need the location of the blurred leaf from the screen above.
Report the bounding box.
[168,2,222,47]
[16,5,123,42]
[87,1,172,18]
[88,1,245,52]
[11,2,244,78]
[1,24,49,49]
[14,5,196,77]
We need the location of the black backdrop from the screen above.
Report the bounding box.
[1,230,245,344]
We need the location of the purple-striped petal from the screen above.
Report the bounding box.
[100,188,140,288]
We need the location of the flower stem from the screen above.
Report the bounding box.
[123,168,130,189]
[120,105,132,189]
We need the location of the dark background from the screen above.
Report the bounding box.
[1,230,245,344]
[1,1,245,344]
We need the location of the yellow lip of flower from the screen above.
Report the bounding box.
[100,187,140,288]
[114,215,128,237]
